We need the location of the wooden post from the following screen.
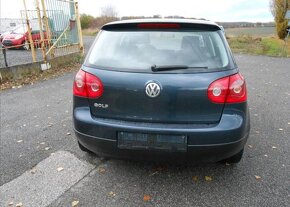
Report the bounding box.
[35,0,47,63]
[23,0,36,62]
[74,0,84,55]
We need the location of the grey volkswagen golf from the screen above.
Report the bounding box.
[73,19,250,163]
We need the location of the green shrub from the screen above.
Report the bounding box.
[80,14,94,29]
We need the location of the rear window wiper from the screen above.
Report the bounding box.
[151,65,208,72]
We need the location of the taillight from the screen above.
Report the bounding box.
[226,73,247,103]
[208,73,247,104]
[73,69,103,99]
[207,76,229,103]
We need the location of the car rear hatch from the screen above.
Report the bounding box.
[83,20,237,124]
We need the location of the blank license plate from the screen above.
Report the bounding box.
[118,132,187,152]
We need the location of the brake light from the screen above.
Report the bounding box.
[137,23,180,29]
[226,73,247,103]
[207,76,229,103]
[208,73,247,104]
[73,69,103,98]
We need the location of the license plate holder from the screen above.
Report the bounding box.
[118,132,187,152]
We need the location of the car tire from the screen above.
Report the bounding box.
[222,149,244,164]
[22,40,30,50]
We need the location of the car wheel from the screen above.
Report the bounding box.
[222,149,244,164]
[22,41,30,50]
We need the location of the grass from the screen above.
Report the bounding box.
[228,35,290,57]
[225,26,290,57]
[82,28,99,36]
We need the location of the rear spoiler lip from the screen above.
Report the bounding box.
[102,22,221,31]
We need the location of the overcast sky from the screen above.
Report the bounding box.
[0,0,274,22]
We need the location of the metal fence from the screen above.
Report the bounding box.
[0,0,83,69]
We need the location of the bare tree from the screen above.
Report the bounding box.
[101,5,118,18]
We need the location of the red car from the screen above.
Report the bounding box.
[1,25,48,50]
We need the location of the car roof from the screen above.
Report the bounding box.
[102,18,220,30]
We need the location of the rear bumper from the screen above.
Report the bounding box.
[74,106,250,162]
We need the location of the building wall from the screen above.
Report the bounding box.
[0,18,24,34]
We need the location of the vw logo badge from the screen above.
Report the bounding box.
[145,82,161,98]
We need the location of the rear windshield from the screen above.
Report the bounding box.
[86,30,232,72]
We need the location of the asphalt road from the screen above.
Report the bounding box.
[0,36,95,67]
[0,54,289,207]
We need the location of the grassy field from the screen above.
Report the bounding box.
[225,27,290,57]
[225,27,276,37]
[228,35,290,57]
[82,28,99,36]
